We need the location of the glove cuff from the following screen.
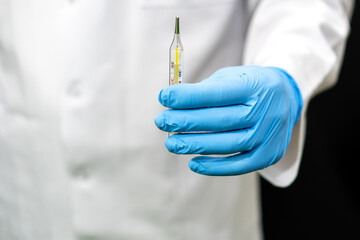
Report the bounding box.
[267,67,303,127]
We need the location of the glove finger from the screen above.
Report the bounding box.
[188,149,272,176]
[155,104,255,133]
[165,129,261,155]
[158,80,254,109]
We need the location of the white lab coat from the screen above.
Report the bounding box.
[0,0,352,239]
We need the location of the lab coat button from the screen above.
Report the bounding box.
[73,168,89,180]
[66,80,82,97]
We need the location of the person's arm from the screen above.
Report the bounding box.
[243,0,354,187]
[155,0,353,183]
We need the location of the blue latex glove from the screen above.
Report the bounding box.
[155,65,303,176]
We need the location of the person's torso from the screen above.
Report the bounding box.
[0,0,262,239]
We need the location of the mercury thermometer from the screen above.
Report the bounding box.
[168,17,184,136]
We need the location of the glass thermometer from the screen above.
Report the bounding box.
[169,17,184,136]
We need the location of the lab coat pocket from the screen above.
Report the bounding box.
[138,0,235,8]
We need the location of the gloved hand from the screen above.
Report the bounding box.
[155,65,303,176]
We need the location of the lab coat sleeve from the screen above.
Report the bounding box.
[243,0,353,187]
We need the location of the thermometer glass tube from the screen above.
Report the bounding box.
[169,17,184,136]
